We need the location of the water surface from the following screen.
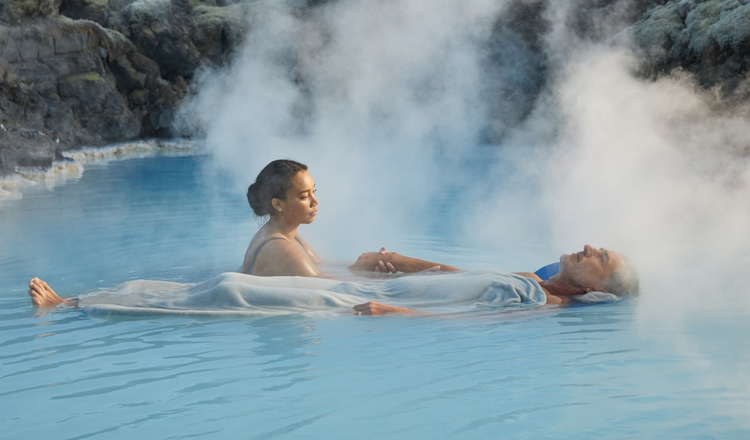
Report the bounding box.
[1,155,748,439]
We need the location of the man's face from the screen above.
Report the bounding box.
[556,245,624,292]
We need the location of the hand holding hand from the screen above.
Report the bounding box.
[375,260,397,274]
[348,247,399,274]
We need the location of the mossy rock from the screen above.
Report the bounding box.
[187,0,217,8]
[0,0,62,23]
[58,72,111,103]
[685,1,750,54]
[59,0,109,25]
[630,1,687,59]
[61,71,107,83]
[634,0,750,57]
[192,3,248,62]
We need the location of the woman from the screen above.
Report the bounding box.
[240,160,322,276]
[240,159,459,277]
[27,159,460,308]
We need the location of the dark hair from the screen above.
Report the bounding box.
[247,159,308,217]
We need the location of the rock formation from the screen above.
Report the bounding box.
[0,0,247,173]
[0,0,747,175]
[630,0,750,102]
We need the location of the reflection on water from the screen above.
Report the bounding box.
[1,156,749,439]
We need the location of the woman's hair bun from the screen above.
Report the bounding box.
[246,182,268,216]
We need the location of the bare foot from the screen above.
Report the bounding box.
[28,278,74,307]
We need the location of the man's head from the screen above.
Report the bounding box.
[555,245,640,296]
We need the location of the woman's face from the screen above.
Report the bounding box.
[275,170,318,225]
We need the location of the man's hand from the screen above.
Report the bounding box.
[353,301,418,316]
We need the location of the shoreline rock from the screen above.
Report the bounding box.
[0,0,245,176]
[0,138,200,204]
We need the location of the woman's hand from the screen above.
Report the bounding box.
[353,301,418,315]
[348,247,399,274]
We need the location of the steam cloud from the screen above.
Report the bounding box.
[180,0,750,330]
[181,0,510,257]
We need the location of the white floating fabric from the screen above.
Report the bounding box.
[80,270,547,318]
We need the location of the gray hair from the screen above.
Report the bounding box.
[602,256,640,296]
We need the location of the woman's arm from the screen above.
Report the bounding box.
[295,234,322,264]
[348,250,461,274]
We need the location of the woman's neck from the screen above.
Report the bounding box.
[264,216,299,240]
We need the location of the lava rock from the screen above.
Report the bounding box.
[192,2,249,65]
[0,0,63,24]
[109,0,202,80]
[631,0,750,98]
[59,0,109,25]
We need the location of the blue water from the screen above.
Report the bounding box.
[1,155,749,439]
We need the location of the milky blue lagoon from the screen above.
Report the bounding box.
[1,155,749,439]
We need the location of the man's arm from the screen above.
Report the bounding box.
[353,301,421,316]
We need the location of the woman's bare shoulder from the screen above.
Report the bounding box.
[241,231,287,273]
[252,238,320,277]
[293,233,321,263]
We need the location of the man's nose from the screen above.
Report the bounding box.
[584,244,595,256]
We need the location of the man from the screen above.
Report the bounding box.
[349,244,640,315]
[29,244,638,316]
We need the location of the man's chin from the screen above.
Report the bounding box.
[557,255,573,274]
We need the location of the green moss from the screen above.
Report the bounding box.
[631,2,686,54]
[187,0,217,8]
[5,0,60,21]
[61,72,106,83]
[709,3,750,52]
[8,0,39,16]
[685,0,750,53]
